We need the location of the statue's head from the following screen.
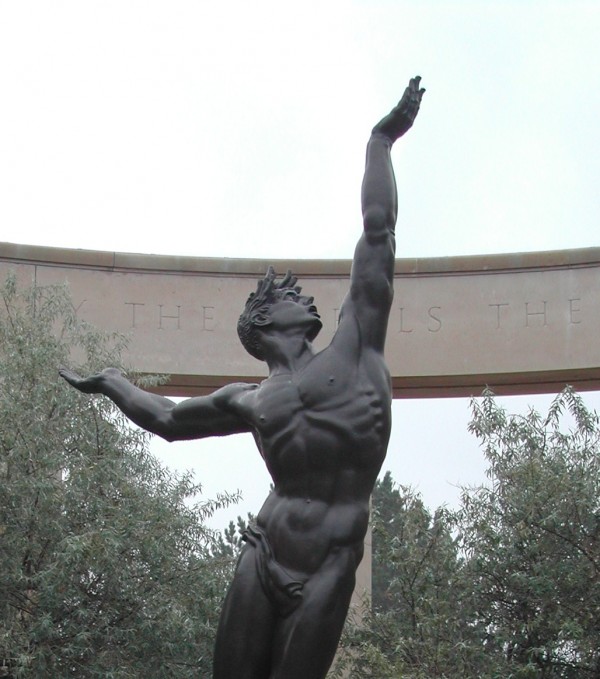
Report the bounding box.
[237,267,322,361]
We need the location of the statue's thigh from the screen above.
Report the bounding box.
[270,547,357,679]
[213,546,276,679]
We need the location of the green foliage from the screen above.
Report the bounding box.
[459,388,600,678]
[211,513,254,559]
[333,474,482,678]
[0,276,237,677]
[334,389,600,678]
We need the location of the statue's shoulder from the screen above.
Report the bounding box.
[214,381,259,406]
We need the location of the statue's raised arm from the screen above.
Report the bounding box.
[337,76,425,354]
[371,75,425,143]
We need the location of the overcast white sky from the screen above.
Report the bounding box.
[2,1,599,527]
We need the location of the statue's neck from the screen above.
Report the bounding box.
[264,336,315,376]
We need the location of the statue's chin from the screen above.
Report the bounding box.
[307,318,323,342]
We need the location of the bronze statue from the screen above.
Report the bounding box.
[60,76,425,679]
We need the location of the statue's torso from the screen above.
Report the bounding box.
[236,344,391,574]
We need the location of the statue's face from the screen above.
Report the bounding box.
[265,290,322,339]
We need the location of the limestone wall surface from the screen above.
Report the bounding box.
[2,242,600,397]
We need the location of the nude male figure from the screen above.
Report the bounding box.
[60,76,425,679]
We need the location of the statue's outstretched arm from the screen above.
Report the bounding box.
[362,76,425,240]
[59,367,252,441]
[339,77,424,352]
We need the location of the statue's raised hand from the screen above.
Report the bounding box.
[59,367,121,394]
[372,76,425,143]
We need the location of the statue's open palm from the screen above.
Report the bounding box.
[372,76,425,142]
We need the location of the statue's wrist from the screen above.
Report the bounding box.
[98,368,120,392]
[370,130,393,145]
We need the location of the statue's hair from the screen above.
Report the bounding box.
[237,266,302,361]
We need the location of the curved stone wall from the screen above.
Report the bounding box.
[2,241,600,397]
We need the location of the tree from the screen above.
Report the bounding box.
[211,513,254,559]
[334,389,600,678]
[333,473,482,678]
[459,388,600,678]
[0,276,238,678]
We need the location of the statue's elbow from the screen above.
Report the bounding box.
[363,206,395,237]
[158,430,177,443]
[152,413,178,442]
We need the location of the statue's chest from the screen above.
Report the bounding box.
[248,359,387,474]
[250,358,356,432]
[251,378,305,437]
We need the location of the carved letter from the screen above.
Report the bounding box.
[158,305,181,330]
[569,298,582,325]
[427,306,442,332]
[489,302,509,330]
[125,302,145,328]
[525,301,547,327]
[202,305,215,331]
[398,308,413,333]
